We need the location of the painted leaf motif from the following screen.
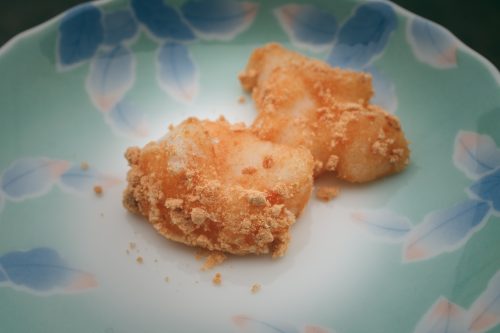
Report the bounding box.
[274,4,337,52]
[157,42,199,103]
[58,4,103,68]
[232,315,299,333]
[468,270,500,333]
[58,164,120,194]
[182,0,259,41]
[86,45,135,112]
[413,297,468,333]
[0,158,69,201]
[105,101,149,138]
[350,210,412,242]
[469,168,500,213]
[403,199,491,262]
[407,16,458,69]
[131,0,195,41]
[454,131,500,180]
[365,65,398,113]
[327,2,397,69]
[102,9,139,46]
[0,248,97,293]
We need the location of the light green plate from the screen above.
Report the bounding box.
[1,0,499,332]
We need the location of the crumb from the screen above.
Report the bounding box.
[325,155,339,171]
[212,272,222,285]
[168,124,174,131]
[136,256,143,264]
[316,186,340,201]
[164,198,183,210]
[93,185,103,195]
[247,190,267,206]
[126,249,130,255]
[129,242,136,250]
[80,162,89,170]
[191,207,209,225]
[164,276,170,283]
[154,259,158,263]
[241,166,257,175]
[262,155,274,169]
[251,283,261,294]
[201,251,227,271]
[238,96,246,104]
[313,160,323,175]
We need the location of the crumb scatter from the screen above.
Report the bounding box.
[316,186,340,202]
[212,272,222,285]
[94,185,103,195]
[251,283,261,294]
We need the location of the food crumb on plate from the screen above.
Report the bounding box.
[316,186,340,201]
[129,242,136,250]
[251,283,261,294]
[136,256,143,264]
[202,251,227,271]
[238,96,246,104]
[80,162,89,170]
[164,276,170,283]
[212,272,222,285]
[93,185,103,196]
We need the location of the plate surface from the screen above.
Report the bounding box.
[1,1,499,333]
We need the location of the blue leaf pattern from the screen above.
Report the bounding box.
[157,42,199,103]
[467,270,500,333]
[105,100,149,138]
[0,248,97,294]
[469,168,500,213]
[131,0,195,41]
[58,4,103,68]
[327,2,397,69]
[413,297,468,333]
[407,16,458,69]
[454,131,500,180]
[350,210,412,242]
[0,158,69,201]
[58,164,120,194]
[365,65,398,113]
[274,4,337,52]
[86,45,135,111]
[182,0,259,41]
[102,9,139,46]
[403,199,491,262]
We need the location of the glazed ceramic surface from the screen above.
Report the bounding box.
[1,0,499,332]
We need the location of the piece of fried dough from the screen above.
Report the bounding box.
[123,117,314,257]
[239,43,410,182]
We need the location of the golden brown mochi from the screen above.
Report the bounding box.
[239,43,410,182]
[123,117,314,257]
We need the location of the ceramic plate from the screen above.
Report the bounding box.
[1,0,499,332]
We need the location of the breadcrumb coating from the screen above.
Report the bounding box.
[123,117,314,257]
[239,43,410,183]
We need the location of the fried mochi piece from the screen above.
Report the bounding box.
[239,43,410,182]
[123,118,314,257]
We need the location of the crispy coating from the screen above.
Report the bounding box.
[239,43,410,182]
[123,117,314,257]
